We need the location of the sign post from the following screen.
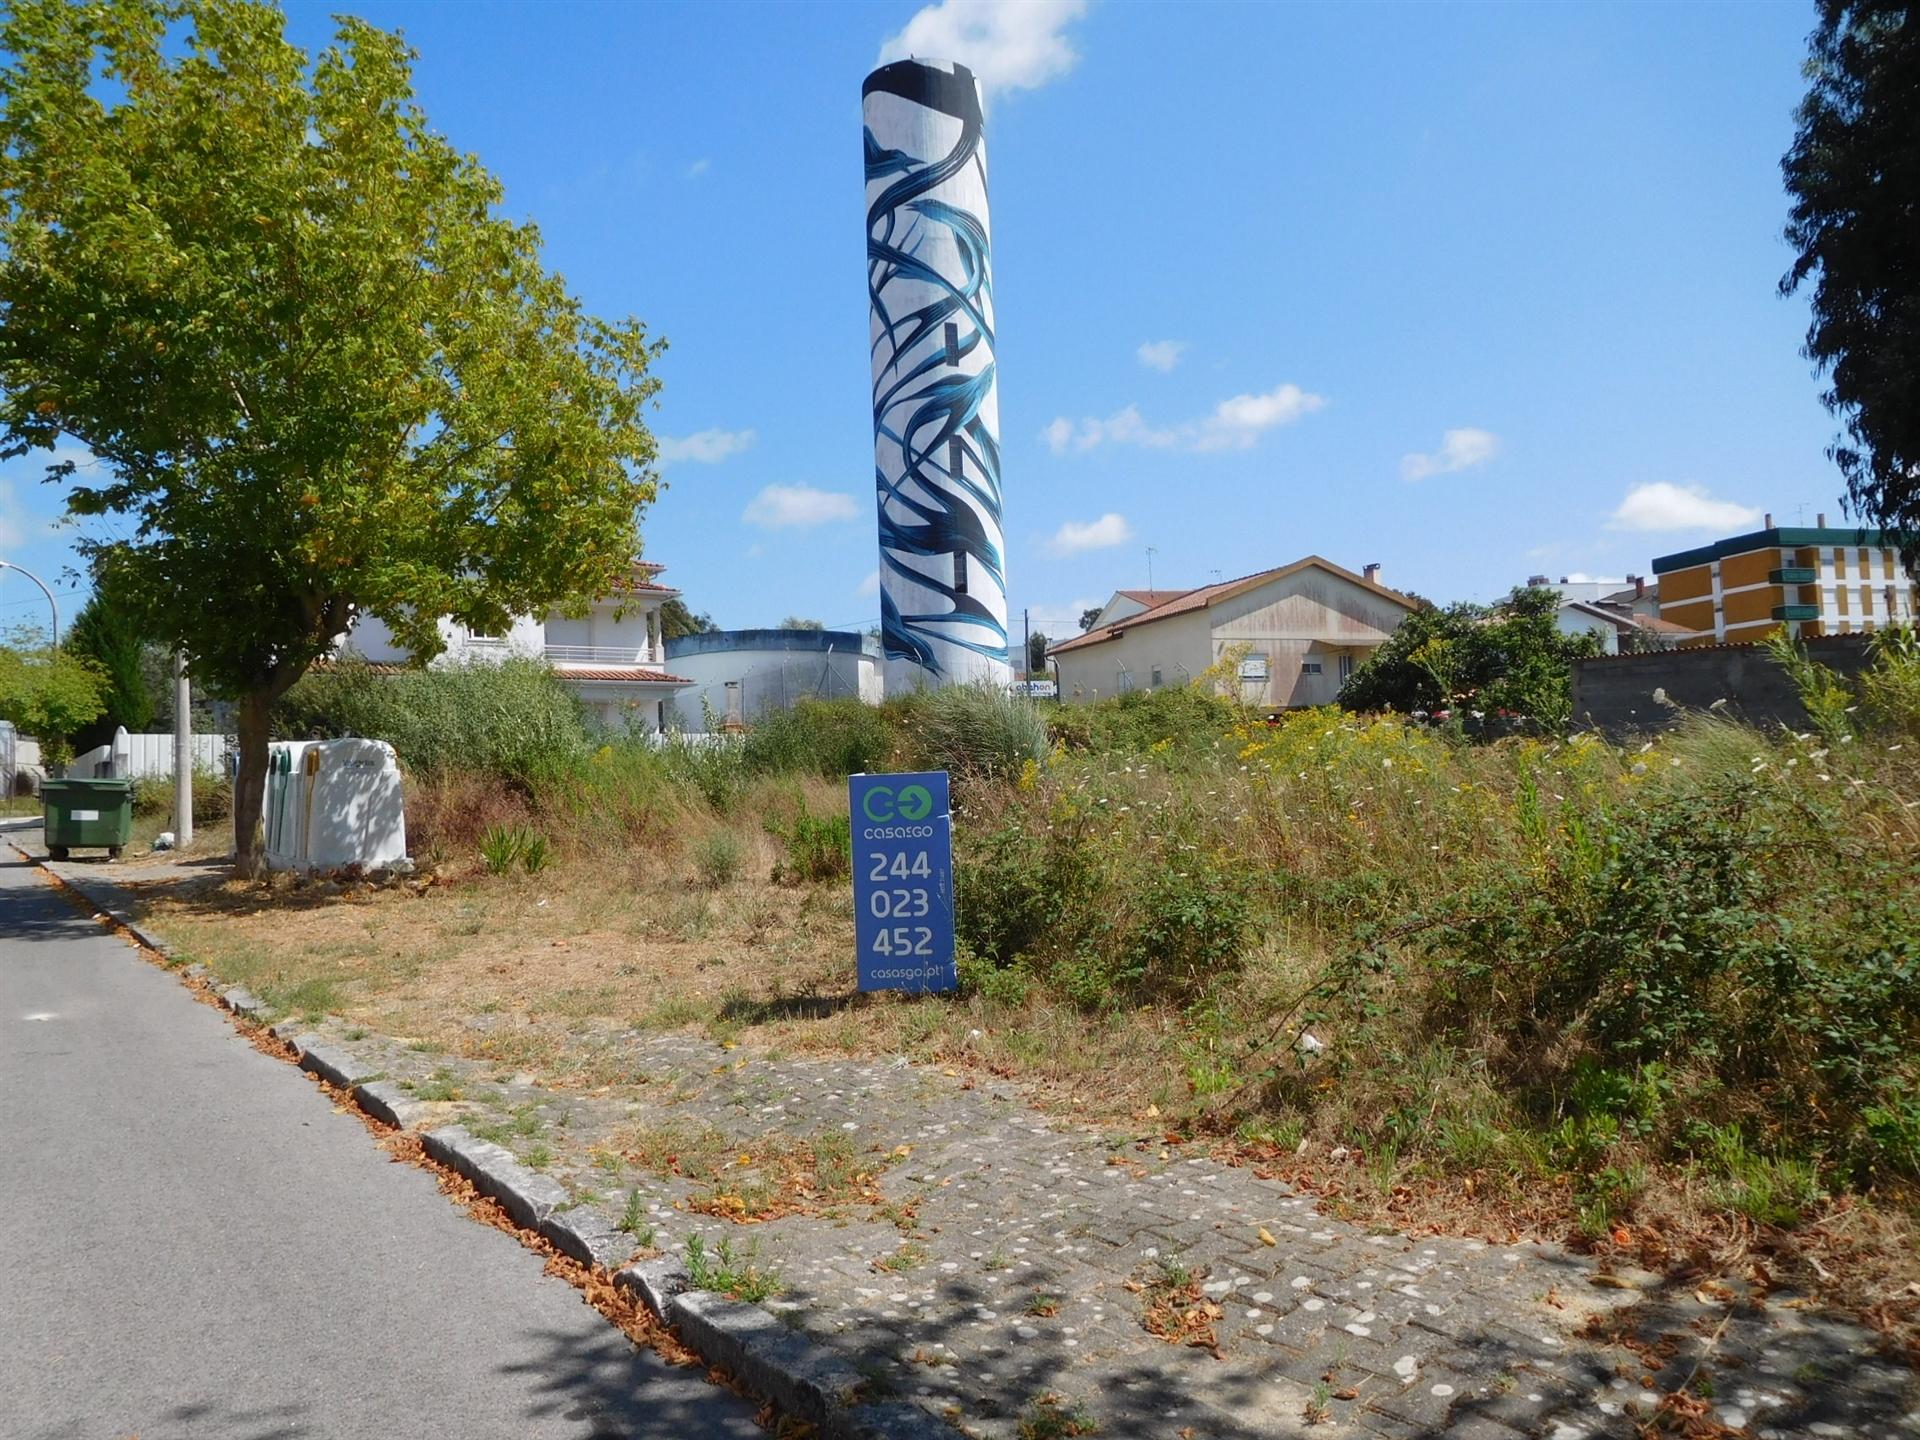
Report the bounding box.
[849,771,957,993]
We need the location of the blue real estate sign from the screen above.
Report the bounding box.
[849,771,957,993]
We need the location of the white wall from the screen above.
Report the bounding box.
[1054,609,1212,702]
[1555,605,1621,656]
[342,612,545,664]
[67,733,231,780]
[670,645,878,730]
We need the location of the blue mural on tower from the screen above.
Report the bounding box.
[863,59,1010,692]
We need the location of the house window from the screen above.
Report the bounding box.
[1116,668,1133,694]
[944,321,960,366]
[1150,666,1163,688]
[1338,653,1354,682]
[1301,660,1322,676]
[948,436,965,483]
[953,549,969,596]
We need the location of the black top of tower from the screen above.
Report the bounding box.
[861,59,983,126]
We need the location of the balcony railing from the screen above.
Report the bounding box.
[544,643,658,667]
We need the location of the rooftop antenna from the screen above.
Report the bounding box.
[1146,546,1157,591]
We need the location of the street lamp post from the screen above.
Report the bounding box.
[0,560,59,647]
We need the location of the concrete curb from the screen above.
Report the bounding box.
[9,839,956,1437]
[613,1256,689,1320]
[6,842,180,957]
[417,1126,950,1434]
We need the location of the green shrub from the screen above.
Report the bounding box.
[956,818,1098,969]
[1050,684,1239,760]
[768,805,850,883]
[693,830,744,888]
[899,683,1046,781]
[479,823,549,875]
[653,733,746,811]
[1114,856,1254,1004]
[278,658,590,785]
[743,698,893,779]
[130,768,233,825]
[1860,623,1920,737]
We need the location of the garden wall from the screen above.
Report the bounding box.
[1571,634,1874,739]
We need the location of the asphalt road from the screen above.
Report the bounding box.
[0,848,761,1440]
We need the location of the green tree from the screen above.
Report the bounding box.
[1026,630,1050,674]
[0,628,106,771]
[0,0,664,871]
[1780,0,1920,568]
[1078,606,1103,632]
[1339,587,1599,733]
[779,616,825,632]
[64,572,155,749]
[658,596,715,641]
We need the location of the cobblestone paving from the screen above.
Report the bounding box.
[33,851,1920,1440]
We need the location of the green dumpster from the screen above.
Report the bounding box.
[42,777,134,860]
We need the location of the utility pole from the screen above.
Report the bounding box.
[172,651,193,849]
[1022,607,1031,682]
[1146,546,1157,592]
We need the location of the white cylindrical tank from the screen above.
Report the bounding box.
[863,58,1010,695]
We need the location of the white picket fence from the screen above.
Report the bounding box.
[70,732,232,780]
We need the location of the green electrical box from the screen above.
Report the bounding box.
[41,776,134,860]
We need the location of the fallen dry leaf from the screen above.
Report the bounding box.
[1257,1227,1277,1247]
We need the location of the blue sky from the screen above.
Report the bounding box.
[0,0,1843,643]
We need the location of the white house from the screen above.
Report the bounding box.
[342,561,693,731]
[1049,558,1418,710]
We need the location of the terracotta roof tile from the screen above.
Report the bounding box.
[548,664,692,684]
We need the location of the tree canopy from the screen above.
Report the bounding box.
[1026,631,1050,674]
[0,0,665,867]
[64,570,156,748]
[0,628,105,769]
[1781,0,1920,567]
[658,596,715,641]
[1338,587,1601,734]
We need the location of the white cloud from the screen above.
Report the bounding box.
[1196,384,1325,451]
[1400,427,1500,481]
[687,157,710,178]
[1046,382,1325,456]
[1136,340,1187,373]
[1607,482,1763,533]
[657,427,755,466]
[858,569,881,597]
[743,484,860,530]
[878,0,1088,100]
[1048,512,1134,555]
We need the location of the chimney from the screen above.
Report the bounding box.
[1363,562,1381,585]
[1634,576,1646,598]
[1763,512,1774,529]
[1817,512,1827,528]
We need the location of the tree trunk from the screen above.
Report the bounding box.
[232,690,274,878]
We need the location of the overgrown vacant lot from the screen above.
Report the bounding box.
[130,653,1920,1344]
